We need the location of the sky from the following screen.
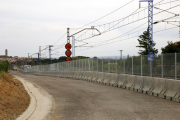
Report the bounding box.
[0,0,180,58]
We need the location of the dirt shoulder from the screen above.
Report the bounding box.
[0,71,30,120]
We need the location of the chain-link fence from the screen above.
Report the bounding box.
[21,53,180,80]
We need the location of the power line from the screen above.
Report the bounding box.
[75,3,180,42]
[53,33,67,45]
[76,26,179,52]
[70,0,135,32]
[74,0,167,41]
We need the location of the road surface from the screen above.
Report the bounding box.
[10,71,180,120]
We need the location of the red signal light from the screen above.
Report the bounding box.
[65,50,72,57]
[65,43,71,49]
[66,57,71,62]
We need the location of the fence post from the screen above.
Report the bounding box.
[124,57,125,74]
[161,53,163,78]
[70,61,71,71]
[175,53,177,80]
[78,60,80,71]
[85,59,86,71]
[97,58,98,72]
[108,58,110,73]
[141,55,142,76]
[132,56,133,75]
[88,58,90,71]
[92,58,93,72]
[76,60,77,71]
[116,57,117,74]
[73,60,74,71]
[82,59,83,71]
[102,57,103,72]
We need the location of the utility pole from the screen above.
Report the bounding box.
[27,53,29,65]
[139,0,154,77]
[66,27,101,61]
[140,0,154,53]
[119,50,123,60]
[38,53,39,65]
[119,50,123,64]
[67,28,70,43]
[49,45,53,64]
[39,46,41,63]
[72,36,75,58]
[39,46,41,59]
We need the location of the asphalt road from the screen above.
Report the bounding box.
[10,71,180,120]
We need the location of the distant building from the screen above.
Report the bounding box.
[0,49,29,63]
[0,49,10,61]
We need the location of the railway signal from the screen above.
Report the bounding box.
[65,43,72,61]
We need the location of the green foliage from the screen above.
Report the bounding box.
[161,41,180,53]
[0,72,5,78]
[136,30,158,55]
[39,56,89,65]
[0,61,9,72]
[72,56,89,60]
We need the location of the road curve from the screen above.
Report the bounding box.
[10,71,180,120]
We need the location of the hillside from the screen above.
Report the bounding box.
[0,71,30,120]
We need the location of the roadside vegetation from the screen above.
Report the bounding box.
[0,61,30,119]
[0,61,9,72]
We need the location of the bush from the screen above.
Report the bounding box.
[0,61,9,72]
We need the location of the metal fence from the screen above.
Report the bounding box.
[21,53,180,80]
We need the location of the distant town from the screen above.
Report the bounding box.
[0,49,29,63]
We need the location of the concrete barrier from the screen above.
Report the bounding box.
[67,71,72,78]
[44,71,49,76]
[63,71,67,77]
[150,78,166,98]
[90,72,98,82]
[72,71,78,79]
[102,73,112,85]
[124,75,136,90]
[109,73,119,86]
[83,71,91,80]
[78,71,84,80]
[163,79,180,101]
[42,71,47,76]
[47,71,53,76]
[37,71,43,76]
[141,77,154,94]
[50,71,57,77]
[53,71,58,77]
[58,71,62,77]
[60,71,65,77]
[74,71,81,79]
[67,71,71,78]
[173,92,180,103]
[96,72,105,83]
[87,71,93,81]
[69,71,74,78]
[117,74,127,88]
[81,71,87,80]
[63,71,68,78]
[79,71,84,79]
[133,76,144,92]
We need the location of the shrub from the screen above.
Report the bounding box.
[0,61,9,72]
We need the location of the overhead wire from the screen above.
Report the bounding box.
[74,0,167,41]
[75,3,180,42]
[69,0,135,32]
[29,0,179,57]
[34,1,135,56]
[76,26,179,52]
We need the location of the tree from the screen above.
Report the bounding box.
[161,41,180,53]
[136,30,158,55]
